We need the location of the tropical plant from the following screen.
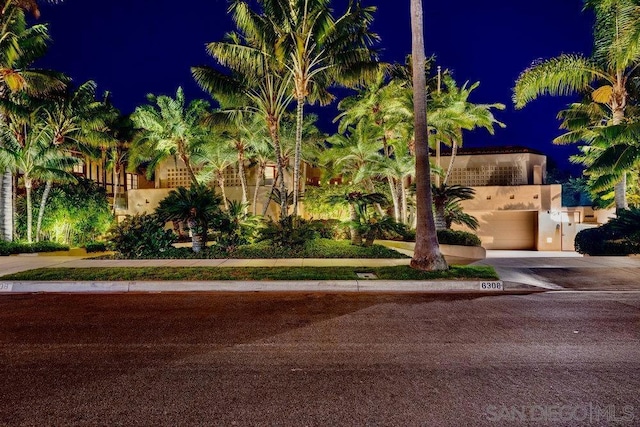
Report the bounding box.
[155,185,224,253]
[431,184,476,230]
[327,191,387,245]
[216,200,261,251]
[0,0,66,241]
[257,214,317,247]
[129,87,210,186]
[107,213,174,259]
[409,0,447,271]
[195,139,237,210]
[34,80,118,239]
[253,0,381,216]
[192,16,294,218]
[514,0,640,210]
[0,114,79,242]
[23,177,113,245]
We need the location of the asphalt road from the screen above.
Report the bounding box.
[1,292,639,426]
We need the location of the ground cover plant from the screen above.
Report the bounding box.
[107,238,408,260]
[1,265,498,281]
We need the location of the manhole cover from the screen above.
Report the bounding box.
[356,272,378,279]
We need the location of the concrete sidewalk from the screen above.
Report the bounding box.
[2,250,639,293]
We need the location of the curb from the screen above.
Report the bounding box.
[0,280,506,294]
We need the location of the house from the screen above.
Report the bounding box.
[438,146,611,250]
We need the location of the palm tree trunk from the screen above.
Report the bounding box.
[614,174,628,212]
[409,0,447,271]
[218,174,229,210]
[399,179,408,225]
[112,166,120,214]
[443,140,457,186]
[237,151,248,210]
[25,178,33,243]
[612,103,628,211]
[253,163,265,216]
[292,97,304,217]
[434,199,447,231]
[348,203,362,245]
[35,180,52,242]
[0,169,13,241]
[388,177,400,221]
[267,119,288,218]
[262,171,279,217]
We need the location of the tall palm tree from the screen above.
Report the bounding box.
[0,0,65,241]
[247,0,380,216]
[130,87,210,186]
[34,81,117,239]
[409,0,447,271]
[0,116,79,242]
[514,0,640,210]
[430,77,505,185]
[193,26,294,218]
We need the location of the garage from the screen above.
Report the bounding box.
[473,211,537,250]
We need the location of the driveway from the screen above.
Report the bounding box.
[475,251,640,291]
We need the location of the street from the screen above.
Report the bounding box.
[1,291,639,426]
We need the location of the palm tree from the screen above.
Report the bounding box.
[248,0,380,216]
[514,0,640,211]
[431,184,476,230]
[325,118,383,192]
[130,87,210,186]
[0,0,65,241]
[327,191,387,245]
[373,146,415,224]
[34,81,117,239]
[430,77,505,185]
[155,184,224,253]
[409,0,447,271]
[195,139,237,210]
[0,117,79,242]
[193,28,294,218]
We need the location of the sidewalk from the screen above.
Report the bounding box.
[2,250,639,293]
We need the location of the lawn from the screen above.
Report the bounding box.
[1,265,498,281]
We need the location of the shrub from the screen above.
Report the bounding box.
[574,226,631,256]
[85,241,108,253]
[574,209,640,256]
[257,216,318,247]
[17,178,113,245]
[437,229,482,247]
[308,219,343,239]
[0,241,69,256]
[107,214,175,258]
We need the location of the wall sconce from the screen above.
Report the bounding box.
[145,199,150,204]
[486,195,491,200]
[509,195,515,199]
[533,195,539,199]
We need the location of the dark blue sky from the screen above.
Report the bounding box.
[38,0,593,174]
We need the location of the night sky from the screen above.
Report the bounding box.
[37,0,593,175]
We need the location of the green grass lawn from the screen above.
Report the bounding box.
[1,265,498,281]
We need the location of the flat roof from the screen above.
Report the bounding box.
[440,146,545,156]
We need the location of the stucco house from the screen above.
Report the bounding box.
[438,146,612,250]
[0,144,609,251]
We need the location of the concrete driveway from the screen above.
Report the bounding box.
[475,251,640,291]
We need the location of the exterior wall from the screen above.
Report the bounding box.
[439,152,547,186]
[456,184,562,250]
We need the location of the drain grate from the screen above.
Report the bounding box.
[356,272,378,279]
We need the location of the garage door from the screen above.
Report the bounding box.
[474,211,537,250]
